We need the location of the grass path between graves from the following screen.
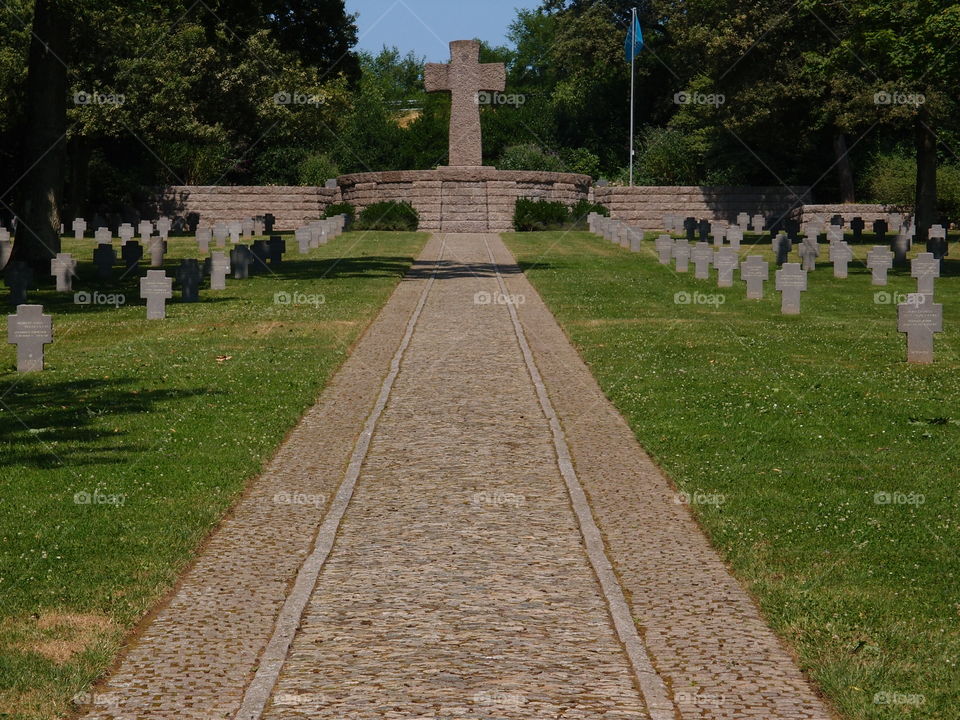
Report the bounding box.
[503,231,960,720]
[0,231,428,720]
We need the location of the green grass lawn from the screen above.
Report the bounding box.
[503,230,960,720]
[0,231,427,720]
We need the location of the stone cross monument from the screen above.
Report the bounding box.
[425,40,506,167]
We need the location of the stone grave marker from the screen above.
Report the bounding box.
[156,217,172,240]
[7,304,52,371]
[655,235,674,265]
[928,224,947,260]
[197,227,212,254]
[697,219,711,243]
[72,218,87,240]
[121,240,143,271]
[118,223,135,242]
[50,253,77,292]
[773,232,791,266]
[93,243,116,280]
[242,218,255,239]
[213,223,229,248]
[628,229,642,253]
[176,259,202,302]
[751,214,765,233]
[673,239,691,272]
[737,213,750,232]
[0,235,11,270]
[230,245,252,280]
[250,240,269,275]
[827,225,843,244]
[94,227,112,244]
[740,256,769,299]
[785,218,800,243]
[268,236,286,265]
[692,242,713,279]
[264,214,276,234]
[799,238,819,272]
[683,217,697,243]
[209,251,230,290]
[147,236,166,268]
[898,301,942,364]
[911,252,940,297]
[140,271,173,319]
[866,246,894,285]
[850,217,865,242]
[829,241,853,279]
[138,220,153,239]
[228,221,242,245]
[872,219,888,245]
[892,231,910,266]
[5,262,34,305]
[715,247,739,287]
[712,222,727,247]
[727,226,743,250]
[295,227,311,254]
[775,263,807,314]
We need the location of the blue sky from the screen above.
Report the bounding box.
[347,0,542,62]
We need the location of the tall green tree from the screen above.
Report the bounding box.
[12,0,69,268]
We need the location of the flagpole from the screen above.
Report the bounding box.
[629,7,636,187]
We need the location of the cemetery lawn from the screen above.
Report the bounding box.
[0,231,427,720]
[504,231,960,720]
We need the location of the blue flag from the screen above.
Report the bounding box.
[624,14,644,62]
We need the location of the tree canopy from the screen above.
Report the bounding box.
[4,0,959,263]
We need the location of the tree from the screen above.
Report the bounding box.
[12,0,69,269]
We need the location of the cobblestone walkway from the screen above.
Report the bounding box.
[81,233,832,720]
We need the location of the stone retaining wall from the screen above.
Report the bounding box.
[152,181,849,233]
[593,186,812,227]
[799,203,900,225]
[156,186,339,230]
[336,168,592,232]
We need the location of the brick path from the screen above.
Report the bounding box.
[80,234,833,720]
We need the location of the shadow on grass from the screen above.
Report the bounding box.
[0,377,223,468]
[8,255,424,316]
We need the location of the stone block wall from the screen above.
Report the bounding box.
[593,186,812,228]
[156,186,339,230]
[799,204,899,226]
[336,168,592,232]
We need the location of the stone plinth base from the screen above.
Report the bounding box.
[337,167,592,232]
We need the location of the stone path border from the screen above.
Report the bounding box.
[480,236,675,720]
[78,239,444,720]
[492,235,835,720]
[235,239,446,719]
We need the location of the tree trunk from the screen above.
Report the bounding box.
[11,0,69,272]
[833,133,855,203]
[914,110,939,255]
[66,137,92,223]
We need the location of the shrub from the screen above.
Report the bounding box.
[561,148,602,179]
[497,144,565,173]
[324,202,356,222]
[634,127,702,185]
[514,198,573,231]
[569,200,609,228]
[354,201,419,231]
[298,153,339,186]
[864,151,960,221]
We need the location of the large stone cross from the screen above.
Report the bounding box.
[425,40,506,167]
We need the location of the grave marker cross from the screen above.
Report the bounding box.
[424,40,506,167]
